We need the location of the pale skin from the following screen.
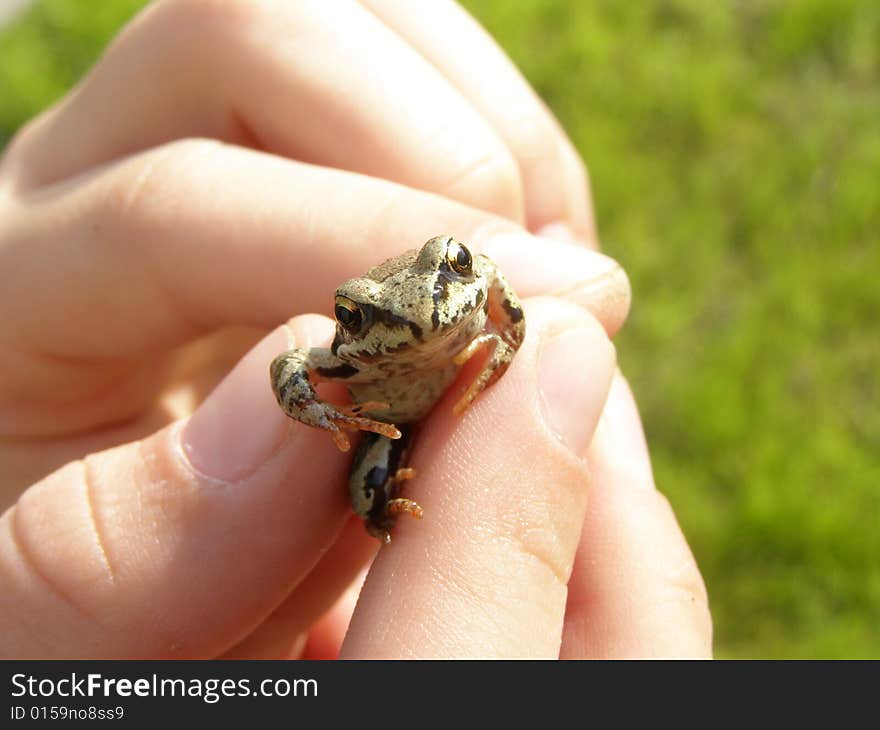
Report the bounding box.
[0,0,711,658]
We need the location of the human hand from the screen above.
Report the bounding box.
[0,0,710,657]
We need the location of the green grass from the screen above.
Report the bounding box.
[2,0,878,658]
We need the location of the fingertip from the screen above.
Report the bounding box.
[285,313,335,349]
[476,232,631,338]
[568,264,631,339]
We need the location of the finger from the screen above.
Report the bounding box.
[360,0,596,240]
[220,517,376,659]
[301,571,365,660]
[0,319,360,658]
[560,373,713,658]
[6,142,625,356]
[341,298,616,658]
[3,142,628,432]
[8,0,522,220]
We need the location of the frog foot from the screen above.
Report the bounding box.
[369,498,424,544]
[387,498,423,520]
[327,402,402,452]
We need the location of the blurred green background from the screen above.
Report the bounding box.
[1,1,877,658]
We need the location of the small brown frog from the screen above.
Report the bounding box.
[270,235,525,542]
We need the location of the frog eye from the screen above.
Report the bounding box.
[446,240,473,275]
[334,296,363,333]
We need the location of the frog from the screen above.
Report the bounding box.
[270,235,525,543]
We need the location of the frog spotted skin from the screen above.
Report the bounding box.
[270,235,525,542]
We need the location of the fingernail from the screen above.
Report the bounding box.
[476,232,629,337]
[538,326,614,457]
[555,265,631,337]
[181,326,292,482]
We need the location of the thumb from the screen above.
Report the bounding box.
[0,322,350,658]
[342,298,616,658]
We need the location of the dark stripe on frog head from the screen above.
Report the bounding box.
[431,267,452,331]
[332,301,422,348]
[315,362,358,379]
[457,288,483,319]
[503,298,524,324]
[370,307,424,341]
[432,256,475,331]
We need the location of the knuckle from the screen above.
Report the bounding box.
[505,111,567,211]
[558,134,591,189]
[1,113,54,189]
[138,0,266,60]
[443,146,525,222]
[155,0,260,30]
[557,135,598,239]
[2,116,37,163]
[494,456,590,589]
[104,137,224,233]
[501,108,596,236]
[7,460,116,626]
[506,110,562,174]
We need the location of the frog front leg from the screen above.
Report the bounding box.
[270,348,401,451]
[452,261,526,414]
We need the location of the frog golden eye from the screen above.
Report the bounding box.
[334,297,363,333]
[446,240,473,275]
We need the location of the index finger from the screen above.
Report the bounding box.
[3,143,626,368]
